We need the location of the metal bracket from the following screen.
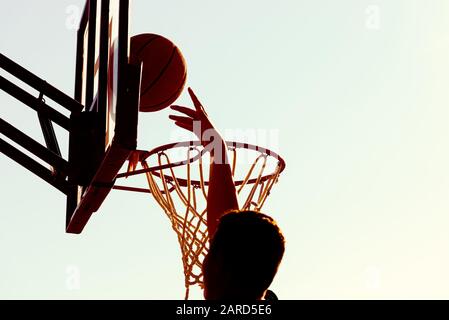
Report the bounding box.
[36,91,63,177]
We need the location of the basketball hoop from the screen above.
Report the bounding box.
[114,141,286,299]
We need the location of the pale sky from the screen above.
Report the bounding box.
[1,0,449,299]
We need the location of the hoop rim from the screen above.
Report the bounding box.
[116,140,286,188]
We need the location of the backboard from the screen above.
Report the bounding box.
[66,0,140,233]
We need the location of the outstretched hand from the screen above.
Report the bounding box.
[170,88,239,237]
[169,88,220,148]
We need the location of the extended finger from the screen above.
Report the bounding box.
[169,115,193,123]
[170,105,198,119]
[188,87,203,112]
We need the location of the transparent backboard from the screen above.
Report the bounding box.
[66,0,139,234]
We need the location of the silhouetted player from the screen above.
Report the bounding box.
[170,88,285,300]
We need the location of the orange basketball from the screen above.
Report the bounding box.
[130,33,187,112]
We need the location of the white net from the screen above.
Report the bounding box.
[116,141,285,299]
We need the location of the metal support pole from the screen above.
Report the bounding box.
[0,117,69,176]
[0,75,70,130]
[0,137,69,194]
[0,53,83,113]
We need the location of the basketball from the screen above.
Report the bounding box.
[130,33,187,112]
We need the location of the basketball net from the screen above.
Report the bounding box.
[118,142,284,299]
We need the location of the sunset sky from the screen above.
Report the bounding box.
[1,0,449,299]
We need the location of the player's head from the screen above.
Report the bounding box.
[202,210,285,300]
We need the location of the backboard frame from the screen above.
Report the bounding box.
[66,0,140,234]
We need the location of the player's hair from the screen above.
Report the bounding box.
[207,210,285,298]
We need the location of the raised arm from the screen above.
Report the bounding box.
[169,88,239,237]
